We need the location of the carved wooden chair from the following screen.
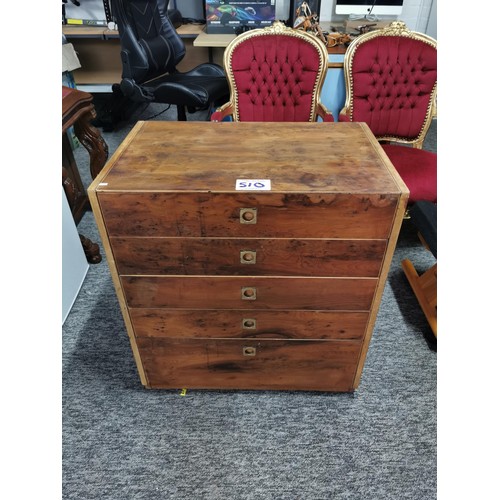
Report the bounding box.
[211,21,334,122]
[339,21,437,205]
[62,86,108,263]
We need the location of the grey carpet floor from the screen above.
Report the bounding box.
[63,104,437,500]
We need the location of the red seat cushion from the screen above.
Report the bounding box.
[381,144,436,204]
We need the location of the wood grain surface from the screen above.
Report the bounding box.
[94,121,404,194]
[121,276,377,310]
[129,309,370,340]
[88,120,408,391]
[99,192,398,239]
[111,237,386,276]
[136,338,362,391]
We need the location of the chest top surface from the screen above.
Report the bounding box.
[92,121,407,195]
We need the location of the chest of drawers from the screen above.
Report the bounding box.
[88,121,408,391]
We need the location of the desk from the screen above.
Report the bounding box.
[89,120,408,391]
[193,31,236,47]
[62,24,204,39]
[63,24,207,87]
[192,30,234,67]
[193,28,347,60]
[62,86,108,263]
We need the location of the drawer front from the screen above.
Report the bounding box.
[111,237,386,277]
[129,309,369,340]
[136,338,362,391]
[122,276,378,310]
[98,192,398,239]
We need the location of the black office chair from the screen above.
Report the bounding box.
[111,0,229,121]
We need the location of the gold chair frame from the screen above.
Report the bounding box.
[340,21,437,148]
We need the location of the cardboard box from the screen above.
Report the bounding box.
[62,43,81,73]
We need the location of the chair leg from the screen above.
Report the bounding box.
[177,105,187,121]
[402,260,437,337]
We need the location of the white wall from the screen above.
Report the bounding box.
[62,187,89,325]
[399,0,434,33]
[320,0,437,37]
[425,0,437,39]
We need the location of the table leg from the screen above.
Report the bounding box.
[73,106,109,179]
[62,139,89,224]
[62,166,102,264]
[80,234,102,264]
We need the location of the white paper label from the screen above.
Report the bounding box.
[235,179,271,191]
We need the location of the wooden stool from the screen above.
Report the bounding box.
[62,86,108,263]
[401,201,437,337]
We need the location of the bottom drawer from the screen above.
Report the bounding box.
[136,338,362,391]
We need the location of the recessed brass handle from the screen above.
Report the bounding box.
[241,287,257,300]
[243,346,256,356]
[240,208,257,224]
[240,250,256,264]
[242,318,257,329]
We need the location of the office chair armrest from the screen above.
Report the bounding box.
[316,103,334,122]
[121,78,155,102]
[210,102,235,122]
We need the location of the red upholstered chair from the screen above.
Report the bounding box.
[211,21,334,122]
[339,21,437,205]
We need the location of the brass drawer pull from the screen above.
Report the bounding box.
[241,287,257,300]
[240,208,257,224]
[243,346,256,356]
[240,250,257,264]
[242,318,257,329]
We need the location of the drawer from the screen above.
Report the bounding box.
[98,192,398,239]
[129,309,369,340]
[136,338,362,391]
[121,276,377,310]
[111,237,387,277]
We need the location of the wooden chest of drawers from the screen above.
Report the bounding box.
[88,121,408,392]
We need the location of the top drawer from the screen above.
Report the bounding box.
[97,192,398,239]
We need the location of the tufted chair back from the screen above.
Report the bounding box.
[340,21,437,147]
[211,22,333,122]
[340,22,437,205]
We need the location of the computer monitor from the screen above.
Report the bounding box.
[205,1,276,34]
[335,0,403,17]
